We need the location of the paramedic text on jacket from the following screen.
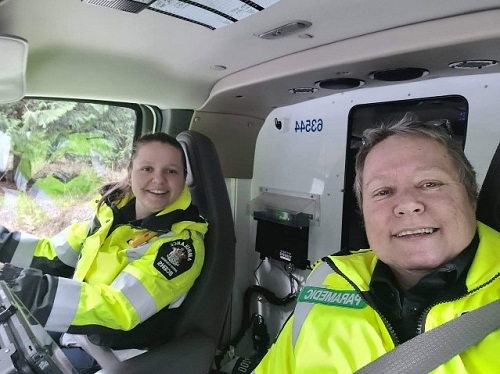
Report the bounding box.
[0,132,208,352]
[255,114,500,373]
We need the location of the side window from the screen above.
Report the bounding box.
[342,95,469,250]
[0,98,137,236]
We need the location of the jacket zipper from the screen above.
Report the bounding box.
[323,256,400,346]
[416,272,500,334]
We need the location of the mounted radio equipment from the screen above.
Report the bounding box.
[249,187,320,270]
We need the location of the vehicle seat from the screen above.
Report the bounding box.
[476,141,500,232]
[97,130,236,374]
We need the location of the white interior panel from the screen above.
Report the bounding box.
[247,72,500,339]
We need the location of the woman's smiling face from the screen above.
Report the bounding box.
[361,135,477,284]
[129,141,186,220]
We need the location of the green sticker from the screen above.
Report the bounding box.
[298,286,367,309]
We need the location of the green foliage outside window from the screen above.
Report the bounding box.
[0,98,137,236]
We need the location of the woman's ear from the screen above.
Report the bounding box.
[127,167,132,185]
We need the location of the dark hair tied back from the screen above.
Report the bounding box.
[96,132,187,211]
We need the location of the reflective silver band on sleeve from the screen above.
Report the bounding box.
[10,232,39,267]
[45,277,82,332]
[125,243,153,262]
[168,293,187,309]
[125,231,174,262]
[111,272,157,323]
[292,262,333,349]
[127,231,175,264]
[52,228,80,267]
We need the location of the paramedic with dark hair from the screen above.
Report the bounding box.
[255,115,500,373]
[0,132,208,373]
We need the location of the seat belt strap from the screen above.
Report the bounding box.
[356,299,500,374]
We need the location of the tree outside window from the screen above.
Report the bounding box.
[0,99,136,236]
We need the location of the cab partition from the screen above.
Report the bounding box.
[236,72,500,360]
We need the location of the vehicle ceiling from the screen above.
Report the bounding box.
[2,0,500,121]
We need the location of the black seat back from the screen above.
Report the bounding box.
[174,130,236,343]
[476,142,500,232]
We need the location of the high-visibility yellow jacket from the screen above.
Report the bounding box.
[256,222,500,373]
[0,186,208,348]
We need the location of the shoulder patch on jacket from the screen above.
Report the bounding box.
[154,239,195,280]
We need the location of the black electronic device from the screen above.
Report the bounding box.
[255,218,310,270]
[249,188,318,270]
[0,281,76,374]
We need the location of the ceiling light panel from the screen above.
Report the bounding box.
[150,0,281,29]
[83,0,155,13]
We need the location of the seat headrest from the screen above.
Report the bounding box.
[181,142,194,187]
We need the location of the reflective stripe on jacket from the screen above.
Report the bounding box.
[0,186,207,347]
[255,221,500,373]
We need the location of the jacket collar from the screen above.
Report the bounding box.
[328,221,500,292]
[466,221,500,290]
[103,185,205,234]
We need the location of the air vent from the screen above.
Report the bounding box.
[288,87,318,94]
[82,0,154,13]
[316,78,365,90]
[369,68,429,82]
[449,60,498,69]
